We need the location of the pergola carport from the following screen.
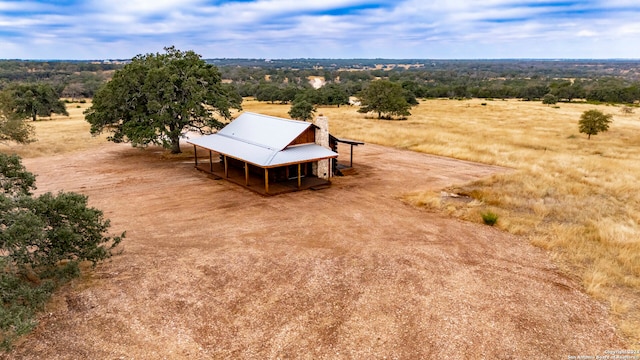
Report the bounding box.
[330,135,364,168]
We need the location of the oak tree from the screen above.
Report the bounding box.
[579,109,613,139]
[85,46,242,154]
[0,90,35,144]
[316,83,349,107]
[357,80,412,119]
[288,99,316,121]
[5,83,68,122]
[0,153,123,271]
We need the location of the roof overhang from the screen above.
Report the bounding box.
[187,134,337,169]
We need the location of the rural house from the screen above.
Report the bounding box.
[187,112,339,195]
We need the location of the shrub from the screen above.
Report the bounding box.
[0,153,124,350]
[0,264,56,350]
[481,211,499,226]
[542,93,558,105]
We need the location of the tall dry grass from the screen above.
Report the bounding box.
[0,100,107,158]
[243,98,640,346]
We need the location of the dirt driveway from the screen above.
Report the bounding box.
[10,143,623,359]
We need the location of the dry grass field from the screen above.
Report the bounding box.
[239,98,640,345]
[0,100,106,157]
[0,100,640,358]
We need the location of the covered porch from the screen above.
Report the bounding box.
[192,146,332,196]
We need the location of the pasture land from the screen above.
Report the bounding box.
[1,100,105,157]
[3,98,638,357]
[241,98,640,344]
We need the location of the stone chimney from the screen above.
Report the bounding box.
[313,114,330,179]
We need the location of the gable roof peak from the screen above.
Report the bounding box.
[218,112,312,151]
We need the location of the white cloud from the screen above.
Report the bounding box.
[0,1,56,12]
[577,30,598,37]
[1,0,640,59]
[88,0,204,14]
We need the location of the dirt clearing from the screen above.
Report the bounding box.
[9,142,623,359]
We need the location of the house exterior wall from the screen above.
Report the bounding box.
[289,127,316,146]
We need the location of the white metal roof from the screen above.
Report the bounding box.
[188,133,274,166]
[269,143,338,167]
[218,112,312,151]
[186,112,337,168]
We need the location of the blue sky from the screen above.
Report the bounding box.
[1,0,639,59]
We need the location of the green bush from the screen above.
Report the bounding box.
[0,153,124,350]
[0,263,56,350]
[542,93,558,105]
[481,211,499,226]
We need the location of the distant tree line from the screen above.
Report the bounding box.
[2,59,640,105]
[221,65,640,105]
[0,60,120,99]
[210,58,640,80]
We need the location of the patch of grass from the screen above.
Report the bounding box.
[0,100,108,158]
[481,211,499,226]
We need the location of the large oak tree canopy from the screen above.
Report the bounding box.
[356,80,412,119]
[5,83,68,122]
[85,46,242,154]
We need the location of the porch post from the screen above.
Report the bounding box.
[209,150,213,172]
[297,163,301,189]
[350,144,354,167]
[245,162,249,186]
[224,156,229,178]
[264,168,269,193]
[193,145,198,167]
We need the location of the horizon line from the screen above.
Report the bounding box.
[2,57,640,62]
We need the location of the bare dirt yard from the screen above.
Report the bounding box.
[8,142,624,359]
